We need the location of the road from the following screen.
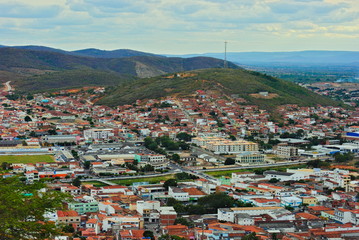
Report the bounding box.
[168,162,218,184]
[200,160,305,172]
[4,81,12,91]
[62,161,304,185]
[191,146,227,161]
[79,171,178,183]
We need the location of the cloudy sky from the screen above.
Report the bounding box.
[0,0,358,54]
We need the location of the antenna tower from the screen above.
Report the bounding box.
[224,41,228,69]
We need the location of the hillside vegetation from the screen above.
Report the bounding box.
[98,68,344,110]
[0,48,237,92]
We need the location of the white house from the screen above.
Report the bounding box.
[168,187,189,201]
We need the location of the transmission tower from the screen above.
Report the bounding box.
[224,41,228,69]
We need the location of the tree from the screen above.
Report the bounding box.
[268,178,280,183]
[171,154,181,163]
[174,217,194,227]
[29,131,37,137]
[229,135,236,141]
[197,193,236,213]
[62,224,75,233]
[242,232,260,240]
[141,164,155,172]
[0,177,67,240]
[143,230,155,240]
[175,172,197,180]
[158,235,186,240]
[285,205,294,211]
[179,142,190,150]
[176,132,193,142]
[163,179,177,190]
[72,177,81,187]
[166,198,180,206]
[24,115,32,122]
[71,150,79,160]
[307,159,330,168]
[334,152,354,163]
[224,158,235,165]
[167,142,180,150]
[83,161,91,169]
[1,162,9,170]
[48,129,57,135]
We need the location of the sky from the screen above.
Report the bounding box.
[0,0,358,54]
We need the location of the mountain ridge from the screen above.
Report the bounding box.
[1,45,357,64]
[0,47,238,92]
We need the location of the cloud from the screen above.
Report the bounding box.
[0,0,358,53]
[67,0,151,15]
[0,3,62,18]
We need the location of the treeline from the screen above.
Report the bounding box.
[144,136,190,154]
[166,192,253,215]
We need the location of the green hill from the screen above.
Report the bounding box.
[98,68,344,110]
[0,48,238,92]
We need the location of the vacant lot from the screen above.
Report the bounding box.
[82,181,108,187]
[110,174,174,186]
[206,164,306,178]
[0,155,55,164]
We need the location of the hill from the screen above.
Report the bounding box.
[98,68,344,111]
[0,48,238,92]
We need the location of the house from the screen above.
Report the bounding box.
[85,219,101,234]
[168,187,189,201]
[281,196,302,208]
[182,187,207,201]
[57,210,81,226]
[119,229,146,240]
[68,196,99,215]
[251,198,281,207]
[159,206,177,226]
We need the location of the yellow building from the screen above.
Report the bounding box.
[302,197,318,206]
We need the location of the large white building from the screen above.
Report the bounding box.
[192,136,258,154]
[218,207,294,223]
[276,145,299,158]
[236,152,265,165]
[84,128,114,141]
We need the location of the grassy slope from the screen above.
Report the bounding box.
[17,69,135,92]
[98,68,343,111]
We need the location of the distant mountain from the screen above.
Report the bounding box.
[71,48,161,58]
[0,45,161,58]
[0,47,238,92]
[0,45,69,54]
[98,68,343,111]
[168,51,359,65]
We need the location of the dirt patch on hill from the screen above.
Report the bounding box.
[250,93,279,99]
[164,88,174,92]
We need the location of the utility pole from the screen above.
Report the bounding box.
[224,41,228,69]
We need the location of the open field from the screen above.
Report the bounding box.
[0,155,55,164]
[206,164,307,178]
[110,174,174,186]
